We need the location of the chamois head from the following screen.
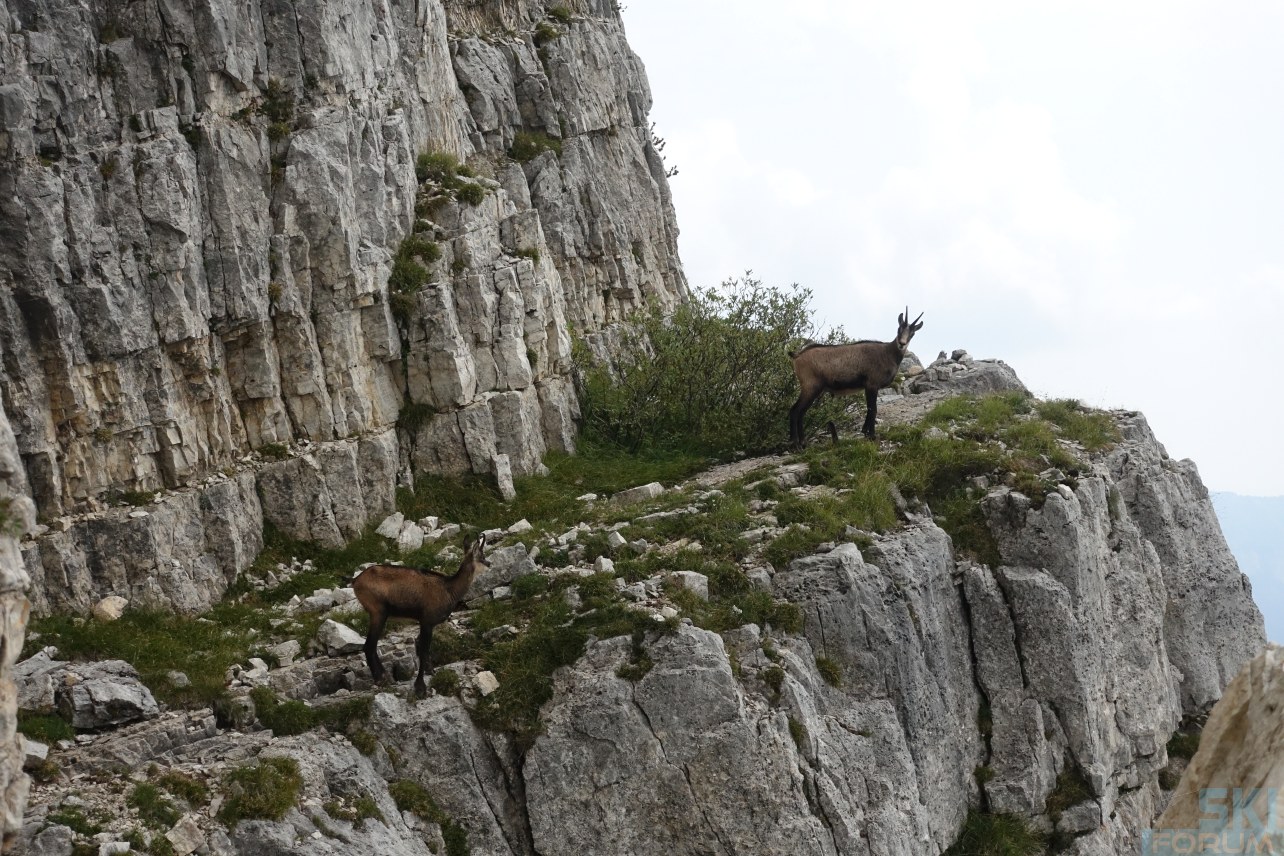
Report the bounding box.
[460,533,488,582]
[896,307,924,351]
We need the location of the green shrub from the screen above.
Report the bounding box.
[267,121,291,142]
[325,796,383,829]
[1167,730,1200,760]
[416,151,463,184]
[512,574,550,599]
[128,783,181,829]
[815,656,842,687]
[429,668,461,697]
[18,712,74,743]
[549,5,572,24]
[388,254,430,295]
[787,716,808,751]
[577,275,848,456]
[251,687,316,736]
[155,769,209,806]
[218,757,303,826]
[1045,767,1093,816]
[533,22,560,46]
[616,629,654,681]
[455,182,486,205]
[944,810,1044,855]
[46,806,101,837]
[761,665,785,700]
[389,780,470,856]
[399,235,442,264]
[397,400,436,435]
[509,131,562,163]
[259,442,290,461]
[259,78,295,125]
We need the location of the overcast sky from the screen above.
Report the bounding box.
[622,0,1284,497]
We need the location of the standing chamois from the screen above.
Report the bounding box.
[788,308,924,447]
[353,534,488,696]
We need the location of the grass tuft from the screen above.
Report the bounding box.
[218,757,303,827]
[390,780,469,856]
[944,810,1045,855]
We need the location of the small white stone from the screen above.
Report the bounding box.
[492,586,512,600]
[21,736,49,766]
[128,510,150,519]
[670,571,709,601]
[606,531,628,550]
[397,522,425,553]
[594,556,615,574]
[376,513,405,539]
[576,493,599,502]
[493,454,517,502]
[660,606,679,620]
[316,620,364,655]
[165,816,205,852]
[418,516,440,530]
[474,671,500,696]
[508,518,533,534]
[91,595,129,622]
[611,482,665,505]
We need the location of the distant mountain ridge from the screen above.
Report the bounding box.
[1212,493,1284,642]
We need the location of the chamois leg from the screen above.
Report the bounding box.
[413,622,434,698]
[827,421,839,444]
[861,388,878,438]
[790,388,822,449]
[363,611,389,685]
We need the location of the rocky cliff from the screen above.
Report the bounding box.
[0,0,685,615]
[11,356,1270,854]
[1,0,684,844]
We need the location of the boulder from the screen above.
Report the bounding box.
[91,595,129,622]
[612,482,664,505]
[54,660,159,729]
[316,620,365,656]
[465,544,537,600]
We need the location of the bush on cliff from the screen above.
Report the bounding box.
[576,274,849,456]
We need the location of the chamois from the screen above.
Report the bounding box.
[788,308,924,448]
[353,534,488,696]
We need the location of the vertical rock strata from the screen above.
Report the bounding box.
[0,0,686,612]
[0,408,32,848]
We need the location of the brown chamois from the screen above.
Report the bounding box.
[788,307,924,447]
[353,534,488,696]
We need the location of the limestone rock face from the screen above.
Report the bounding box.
[527,625,840,855]
[1106,413,1264,712]
[1,0,686,614]
[0,399,33,849]
[1153,645,1284,848]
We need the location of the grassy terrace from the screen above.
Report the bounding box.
[22,389,1118,752]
